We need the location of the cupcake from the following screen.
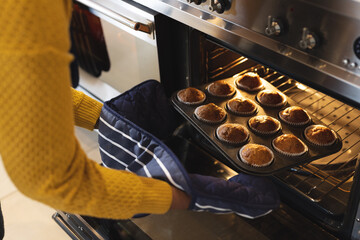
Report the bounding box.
[272,134,308,156]
[194,103,227,124]
[257,90,287,107]
[235,72,263,91]
[279,106,311,126]
[216,123,249,145]
[177,87,206,105]
[248,115,281,135]
[304,125,337,146]
[239,144,274,167]
[207,80,235,98]
[226,98,257,116]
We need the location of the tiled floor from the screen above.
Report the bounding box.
[0,126,102,240]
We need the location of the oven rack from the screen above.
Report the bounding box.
[262,67,359,213]
[270,71,359,215]
[207,51,359,215]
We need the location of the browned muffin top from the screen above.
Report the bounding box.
[227,98,256,114]
[177,87,205,104]
[305,125,336,145]
[240,144,273,167]
[195,103,226,123]
[207,80,235,97]
[248,115,280,133]
[216,123,248,144]
[257,90,286,106]
[236,72,262,90]
[279,106,310,124]
[273,134,306,154]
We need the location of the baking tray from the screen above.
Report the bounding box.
[171,76,342,175]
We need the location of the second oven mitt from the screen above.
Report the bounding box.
[188,173,279,218]
[98,80,280,219]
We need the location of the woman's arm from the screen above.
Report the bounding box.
[71,88,103,130]
[0,0,178,219]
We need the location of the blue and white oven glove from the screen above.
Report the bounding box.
[98,80,280,219]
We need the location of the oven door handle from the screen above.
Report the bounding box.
[75,0,153,35]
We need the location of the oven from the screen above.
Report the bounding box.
[54,0,360,239]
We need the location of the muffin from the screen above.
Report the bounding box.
[239,144,274,167]
[207,80,235,97]
[304,125,337,146]
[194,103,227,124]
[216,123,249,145]
[226,98,257,116]
[248,115,281,135]
[177,87,206,105]
[272,134,308,156]
[279,106,311,126]
[257,90,286,107]
[235,72,263,91]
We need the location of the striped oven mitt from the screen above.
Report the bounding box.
[98,80,280,219]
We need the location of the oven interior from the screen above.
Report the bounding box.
[167,33,360,237]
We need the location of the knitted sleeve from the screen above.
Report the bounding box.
[0,0,172,219]
[71,88,103,130]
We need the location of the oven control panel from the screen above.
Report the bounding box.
[183,0,360,75]
[187,0,230,13]
[342,36,360,71]
[134,0,360,105]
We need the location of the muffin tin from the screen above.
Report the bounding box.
[171,76,343,175]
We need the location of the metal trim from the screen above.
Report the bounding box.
[75,0,153,35]
[352,204,360,239]
[53,211,105,240]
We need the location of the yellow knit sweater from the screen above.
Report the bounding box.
[0,0,172,219]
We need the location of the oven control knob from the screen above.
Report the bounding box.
[342,59,358,69]
[349,62,358,69]
[187,0,202,5]
[299,28,317,50]
[265,16,282,36]
[342,59,350,65]
[354,37,360,59]
[209,0,226,14]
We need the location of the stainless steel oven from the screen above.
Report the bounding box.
[54,0,360,239]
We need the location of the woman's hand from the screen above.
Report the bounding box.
[170,187,191,210]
